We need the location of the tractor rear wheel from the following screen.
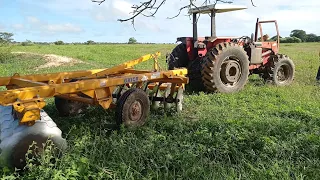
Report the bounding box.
[167,43,205,91]
[262,54,295,86]
[201,42,250,93]
[0,106,67,169]
[167,43,189,70]
[116,88,150,128]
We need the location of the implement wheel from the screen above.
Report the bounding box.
[116,88,150,128]
[54,96,89,117]
[0,106,67,169]
[201,42,249,93]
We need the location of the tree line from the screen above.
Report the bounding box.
[0,33,159,45]
[1,30,320,45]
[280,29,320,43]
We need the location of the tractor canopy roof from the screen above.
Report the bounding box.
[188,4,247,14]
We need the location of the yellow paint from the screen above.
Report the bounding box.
[0,52,188,124]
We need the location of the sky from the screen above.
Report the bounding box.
[0,0,319,43]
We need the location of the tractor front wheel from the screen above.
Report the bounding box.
[262,54,295,86]
[201,42,250,93]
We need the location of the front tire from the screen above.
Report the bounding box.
[262,54,295,86]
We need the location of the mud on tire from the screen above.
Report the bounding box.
[0,106,67,169]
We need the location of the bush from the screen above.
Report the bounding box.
[21,40,34,46]
[54,40,64,45]
[128,37,137,44]
[86,40,95,45]
[280,37,302,43]
[0,44,13,63]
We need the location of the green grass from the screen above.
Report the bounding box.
[1,43,320,179]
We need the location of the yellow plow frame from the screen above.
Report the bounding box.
[0,52,188,125]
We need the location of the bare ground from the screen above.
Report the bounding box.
[12,52,84,70]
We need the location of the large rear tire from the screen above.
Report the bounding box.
[167,43,189,70]
[167,43,205,91]
[0,106,67,169]
[201,42,250,93]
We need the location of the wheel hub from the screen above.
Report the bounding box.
[277,65,289,82]
[129,100,142,121]
[221,59,241,84]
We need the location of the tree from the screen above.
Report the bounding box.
[306,33,318,42]
[280,37,301,43]
[128,37,137,44]
[0,32,14,44]
[86,40,95,45]
[290,29,307,42]
[92,0,256,24]
[21,40,34,46]
[270,35,282,41]
[54,40,64,45]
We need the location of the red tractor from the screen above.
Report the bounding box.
[166,4,295,93]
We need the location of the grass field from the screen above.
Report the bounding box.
[1,43,320,179]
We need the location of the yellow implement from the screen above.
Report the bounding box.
[0,52,188,126]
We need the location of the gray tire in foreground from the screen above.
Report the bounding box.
[0,106,67,169]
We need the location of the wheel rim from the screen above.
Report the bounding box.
[276,64,291,83]
[220,56,242,86]
[129,100,143,121]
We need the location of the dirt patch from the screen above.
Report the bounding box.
[12,52,84,70]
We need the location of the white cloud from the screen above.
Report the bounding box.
[44,23,83,33]
[11,24,24,30]
[26,16,40,24]
[23,16,83,34]
[0,24,5,31]
[112,0,133,17]
[11,0,320,42]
